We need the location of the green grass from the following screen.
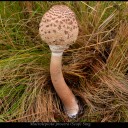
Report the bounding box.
[0,1,128,122]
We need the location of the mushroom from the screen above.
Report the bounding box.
[39,5,79,118]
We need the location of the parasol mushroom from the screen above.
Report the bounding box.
[39,5,80,118]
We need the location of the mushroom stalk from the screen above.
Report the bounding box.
[50,47,79,118]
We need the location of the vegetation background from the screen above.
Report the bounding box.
[0,1,128,122]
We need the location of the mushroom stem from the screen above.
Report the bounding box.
[50,52,79,118]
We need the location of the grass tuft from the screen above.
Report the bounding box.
[0,1,128,122]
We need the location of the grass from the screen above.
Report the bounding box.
[0,1,128,122]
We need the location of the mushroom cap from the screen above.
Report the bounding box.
[39,5,79,46]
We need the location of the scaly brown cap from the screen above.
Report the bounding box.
[39,5,79,46]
